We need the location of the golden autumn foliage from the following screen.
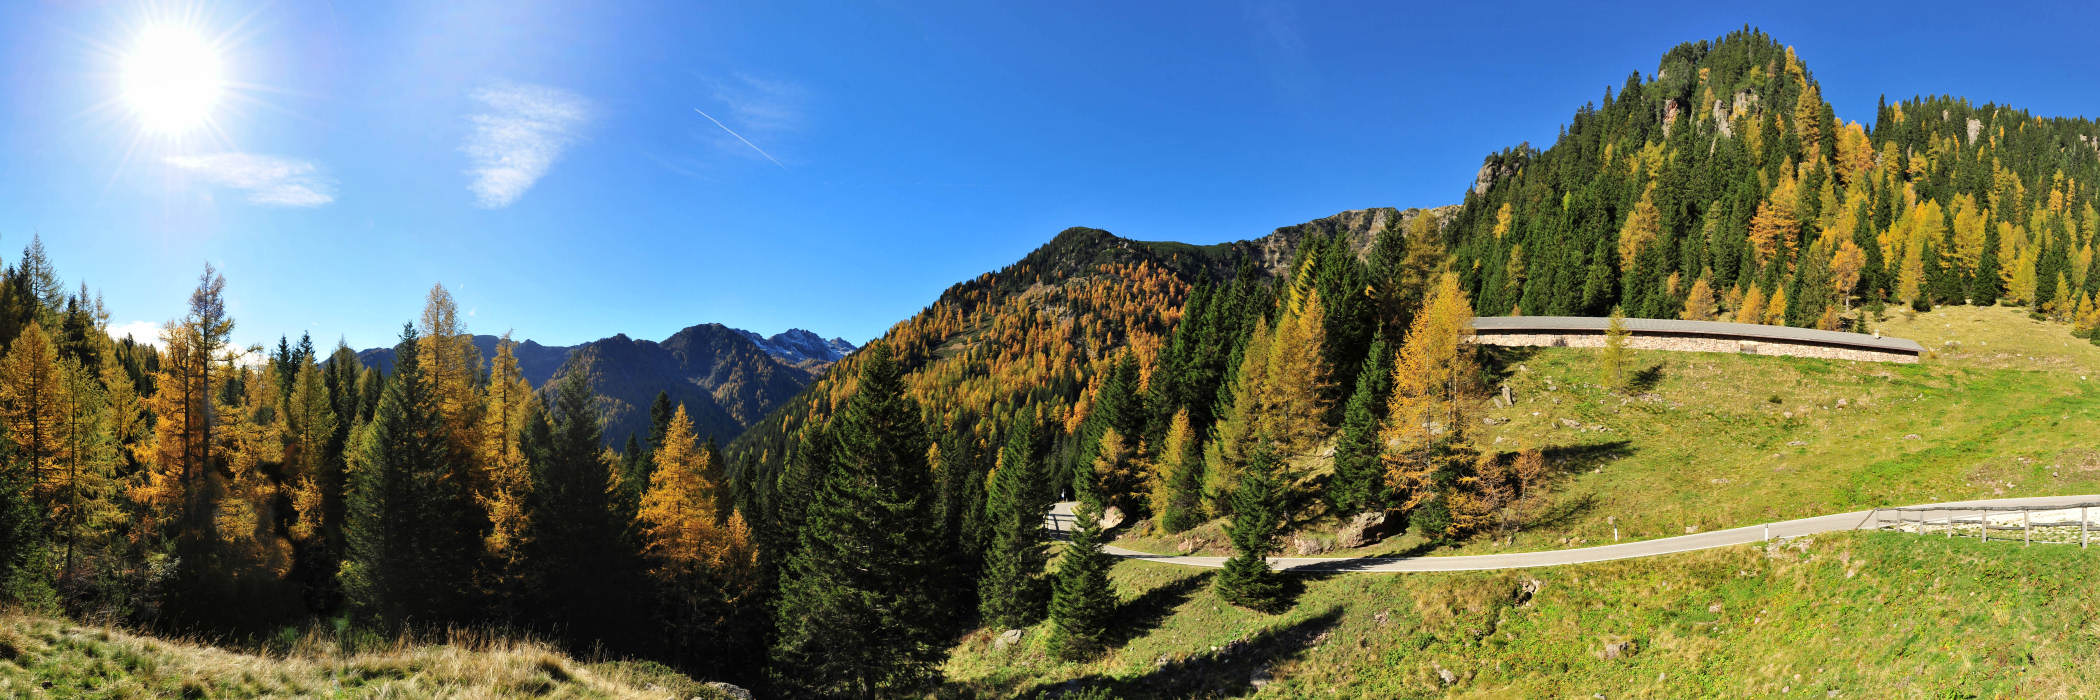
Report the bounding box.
[0,322,64,502]
[418,284,484,477]
[1202,316,1269,514]
[1146,408,1198,521]
[1734,286,1768,324]
[478,337,536,558]
[1680,277,1718,321]
[1257,289,1332,456]
[1382,273,1478,510]
[1617,184,1662,265]
[637,405,752,580]
[284,359,337,543]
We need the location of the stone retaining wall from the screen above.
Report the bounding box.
[1472,330,1920,364]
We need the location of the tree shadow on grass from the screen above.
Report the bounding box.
[1627,362,1666,393]
[1518,491,1598,534]
[1541,440,1634,476]
[1480,345,1541,383]
[1021,607,1345,699]
[1108,571,1211,646]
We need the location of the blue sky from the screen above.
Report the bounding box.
[3,1,2095,352]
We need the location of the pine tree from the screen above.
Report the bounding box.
[1045,497,1115,661]
[340,324,480,628]
[517,368,633,647]
[1214,443,1285,613]
[978,412,1050,629]
[648,390,674,449]
[1971,225,2004,305]
[1329,336,1390,515]
[1203,317,1270,515]
[770,343,948,697]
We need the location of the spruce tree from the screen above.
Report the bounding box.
[1215,443,1285,613]
[1971,226,2004,305]
[1328,335,1390,515]
[978,412,1050,629]
[769,343,948,697]
[1046,497,1116,661]
[517,369,634,648]
[340,324,480,628]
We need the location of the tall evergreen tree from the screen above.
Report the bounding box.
[1971,225,2004,305]
[978,412,1050,629]
[770,343,948,697]
[1214,443,1285,613]
[1328,335,1390,515]
[517,368,634,648]
[339,324,480,628]
[1045,497,1115,661]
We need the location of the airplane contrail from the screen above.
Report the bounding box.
[694,107,786,169]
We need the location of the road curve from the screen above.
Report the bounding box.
[1048,494,2100,573]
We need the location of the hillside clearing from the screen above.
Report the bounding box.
[946,531,2100,698]
[1117,306,2100,558]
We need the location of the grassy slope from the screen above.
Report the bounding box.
[0,615,723,699]
[1117,305,2100,557]
[945,531,2100,698]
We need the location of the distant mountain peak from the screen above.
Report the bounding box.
[735,328,858,369]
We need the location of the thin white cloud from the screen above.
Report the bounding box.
[106,320,163,347]
[463,82,591,208]
[712,73,806,133]
[164,153,337,207]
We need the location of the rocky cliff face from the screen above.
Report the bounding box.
[1237,206,1459,276]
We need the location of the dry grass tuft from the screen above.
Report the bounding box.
[0,613,727,698]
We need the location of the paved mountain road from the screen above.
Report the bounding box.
[1048,494,2100,573]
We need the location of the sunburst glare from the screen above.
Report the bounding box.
[119,23,226,137]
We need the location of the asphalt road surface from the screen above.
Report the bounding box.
[1047,494,2100,573]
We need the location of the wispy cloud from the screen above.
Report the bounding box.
[163,153,336,207]
[463,82,591,208]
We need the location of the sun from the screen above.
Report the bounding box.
[119,24,227,137]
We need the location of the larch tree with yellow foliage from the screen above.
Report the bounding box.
[1382,273,1480,536]
[1680,277,1718,321]
[637,404,757,665]
[478,336,536,565]
[417,284,485,479]
[0,322,64,506]
[1256,289,1331,457]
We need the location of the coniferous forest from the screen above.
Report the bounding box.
[4,28,2100,697]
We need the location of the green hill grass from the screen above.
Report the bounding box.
[0,615,727,698]
[945,531,2100,698]
[1116,305,2100,558]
